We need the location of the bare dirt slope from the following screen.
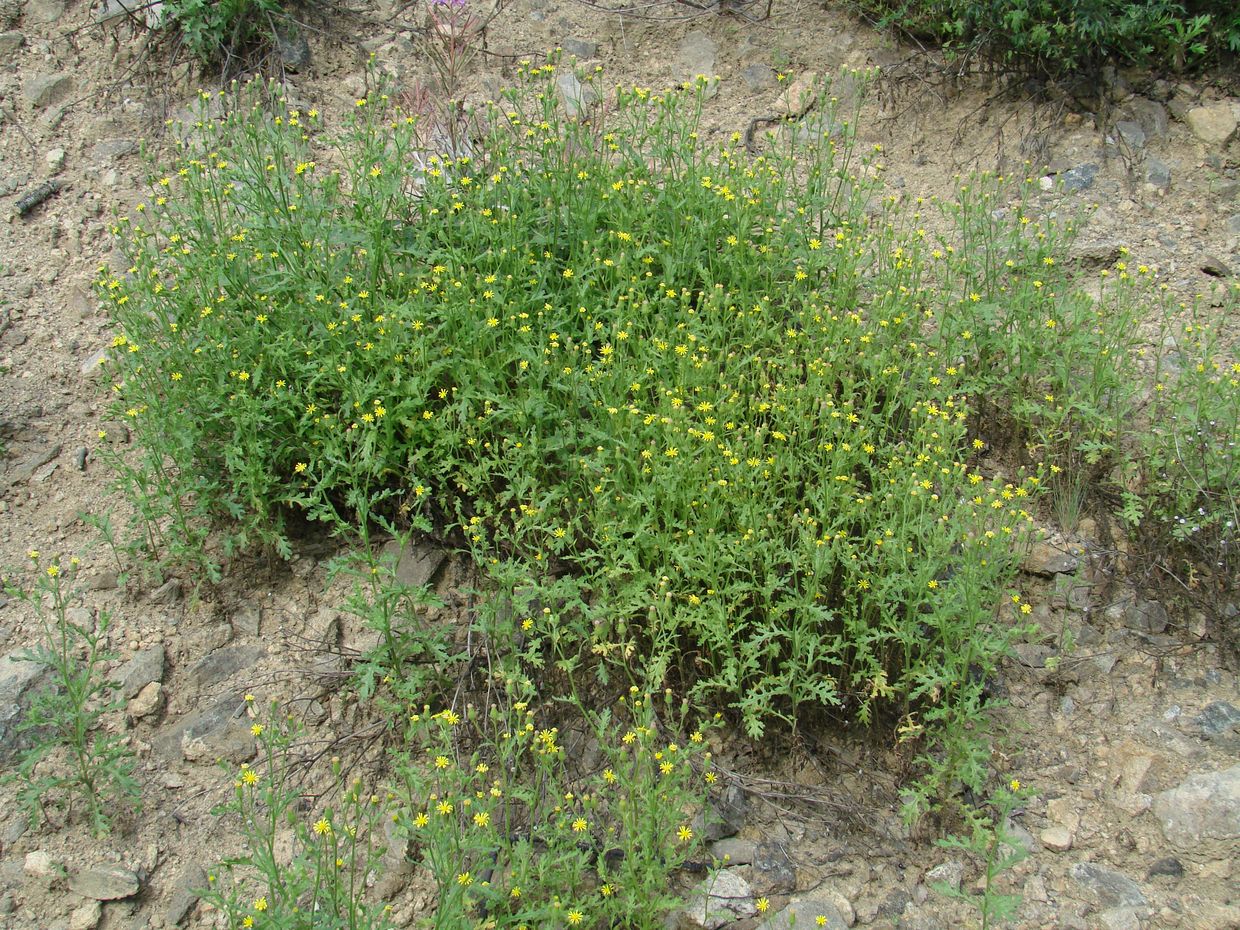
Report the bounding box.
[1,2,1238,929]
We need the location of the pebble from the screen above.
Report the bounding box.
[1146,856,1183,879]
[23,850,59,879]
[1194,701,1240,740]
[24,73,73,108]
[924,860,963,891]
[1185,102,1239,145]
[118,646,165,699]
[0,31,23,56]
[128,681,164,717]
[68,864,141,900]
[1039,825,1074,851]
[68,900,102,930]
[46,148,65,171]
[1069,862,1148,909]
[561,37,598,59]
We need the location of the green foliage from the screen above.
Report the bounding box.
[393,687,713,930]
[164,0,288,70]
[859,0,1240,76]
[1,554,140,836]
[100,65,1048,789]
[1122,290,1239,625]
[329,530,460,711]
[932,778,1033,929]
[202,704,391,930]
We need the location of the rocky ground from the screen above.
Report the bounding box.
[1,1,1239,929]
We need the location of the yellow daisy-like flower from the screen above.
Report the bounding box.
[677,825,693,842]
[250,724,264,737]
[756,897,769,913]
[313,817,332,836]
[254,897,268,912]
[1010,779,1022,791]
[572,817,588,833]
[567,910,584,925]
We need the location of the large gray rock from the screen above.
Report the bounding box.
[68,864,140,900]
[695,784,747,840]
[561,37,598,59]
[1185,103,1239,145]
[676,870,757,929]
[1022,538,1081,576]
[188,645,264,689]
[23,0,64,24]
[674,30,717,82]
[1194,701,1240,740]
[164,864,206,926]
[1068,863,1146,909]
[117,646,164,699]
[380,540,447,589]
[760,895,849,930]
[0,648,47,763]
[24,73,72,108]
[1152,765,1240,848]
[154,692,248,761]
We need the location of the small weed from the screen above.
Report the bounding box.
[932,778,1032,930]
[2,553,140,836]
[202,700,391,930]
[392,685,714,930]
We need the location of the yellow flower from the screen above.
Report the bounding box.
[473,812,490,828]
[243,918,253,928]
[1010,779,1021,791]
[677,825,693,842]
[572,817,588,833]
[254,897,268,912]
[816,916,828,926]
[567,910,584,925]
[414,812,429,828]
[242,770,259,786]
[457,871,472,886]
[313,817,332,836]
[756,897,769,913]
[250,724,264,737]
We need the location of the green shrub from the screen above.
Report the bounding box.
[100,68,1044,774]
[164,0,289,70]
[860,0,1240,76]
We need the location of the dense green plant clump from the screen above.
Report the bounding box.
[862,0,1239,76]
[101,65,1050,773]
[163,0,289,69]
[97,60,1237,829]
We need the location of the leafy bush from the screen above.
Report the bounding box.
[859,0,1240,76]
[101,67,1047,780]
[163,0,289,71]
